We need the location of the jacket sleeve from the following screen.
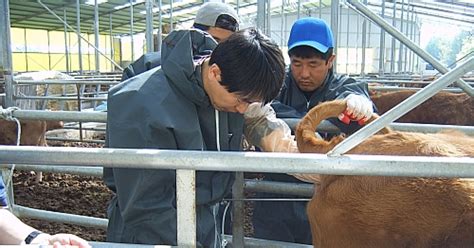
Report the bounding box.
[270,73,307,119]
[121,52,162,81]
[271,100,305,119]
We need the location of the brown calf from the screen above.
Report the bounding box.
[370,90,474,125]
[0,119,64,182]
[296,100,474,248]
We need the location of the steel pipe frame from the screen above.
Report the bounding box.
[4,163,313,197]
[2,144,473,247]
[37,0,123,71]
[94,0,100,72]
[0,146,473,178]
[76,0,83,74]
[369,86,463,94]
[3,108,473,135]
[329,56,474,155]
[15,80,119,85]
[145,0,154,53]
[346,0,474,97]
[0,0,14,107]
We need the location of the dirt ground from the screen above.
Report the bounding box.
[11,141,109,241]
[11,141,256,243]
[13,171,111,241]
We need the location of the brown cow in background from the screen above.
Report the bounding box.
[296,100,474,248]
[0,119,64,183]
[370,89,474,125]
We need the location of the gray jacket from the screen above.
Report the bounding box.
[105,29,244,246]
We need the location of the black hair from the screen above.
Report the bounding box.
[209,28,285,104]
[192,14,239,32]
[288,46,333,64]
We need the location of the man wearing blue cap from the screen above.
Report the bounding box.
[250,17,375,244]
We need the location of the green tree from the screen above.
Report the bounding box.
[425,37,442,61]
[446,31,470,67]
[456,32,473,64]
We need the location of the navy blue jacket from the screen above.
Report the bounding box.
[271,68,375,135]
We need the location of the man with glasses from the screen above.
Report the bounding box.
[105,27,285,246]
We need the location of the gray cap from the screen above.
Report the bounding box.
[194,2,239,27]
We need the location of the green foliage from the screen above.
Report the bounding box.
[425,31,473,68]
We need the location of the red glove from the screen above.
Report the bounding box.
[339,110,366,125]
[338,94,373,125]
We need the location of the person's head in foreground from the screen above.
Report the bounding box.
[203,28,285,114]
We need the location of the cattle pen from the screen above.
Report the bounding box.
[1,0,474,247]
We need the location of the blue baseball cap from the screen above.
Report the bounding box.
[288,17,334,53]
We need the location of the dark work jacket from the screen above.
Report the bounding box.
[105,29,244,246]
[121,52,162,81]
[252,68,376,245]
[272,68,374,134]
[268,68,375,183]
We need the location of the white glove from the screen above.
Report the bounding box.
[244,103,298,153]
[244,103,318,183]
[338,94,373,124]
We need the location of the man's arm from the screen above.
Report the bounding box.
[0,208,90,247]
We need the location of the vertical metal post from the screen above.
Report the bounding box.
[319,0,322,18]
[267,0,271,37]
[257,0,266,34]
[398,0,404,73]
[76,0,83,74]
[232,172,245,248]
[47,31,52,70]
[87,33,92,71]
[176,169,196,247]
[331,0,339,72]
[129,0,134,61]
[94,0,101,107]
[157,0,162,51]
[64,9,70,73]
[297,0,301,19]
[236,0,240,15]
[390,1,396,74]
[281,0,285,47]
[145,0,154,53]
[347,0,474,96]
[345,7,350,74]
[94,0,100,72]
[408,4,415,73]
[355,12,360,73]
[413,12,420,71]
[378,0,385,75]
[109,14,114,71]
[404,0,409,73]
[0,0,14,107]
[170,0,173,31]
[407,4,412,73]
[24,29,28,72]
[360,0,367,76]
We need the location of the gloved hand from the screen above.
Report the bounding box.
[338,94,373,125]
[243,103,298,153]
[244,103,320,184]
